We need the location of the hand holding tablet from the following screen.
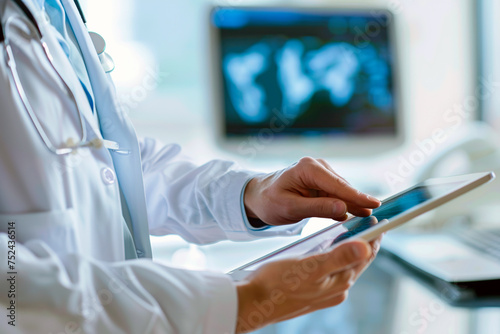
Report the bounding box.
[235,236,381,333]
[231,172,496,280]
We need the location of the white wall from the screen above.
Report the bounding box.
[83,0,476,166]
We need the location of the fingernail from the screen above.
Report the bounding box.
[334,201,346,215]
[367,194,381,205]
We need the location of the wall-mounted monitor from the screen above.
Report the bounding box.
[209,6,404,159]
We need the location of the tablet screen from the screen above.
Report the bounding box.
[242,181,464,271]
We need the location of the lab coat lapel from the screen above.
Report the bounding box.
[22,0,102,138]
[61,0,152,258]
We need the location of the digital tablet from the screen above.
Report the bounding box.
[229,172,495,280]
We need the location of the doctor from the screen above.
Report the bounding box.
[0,0,382,333]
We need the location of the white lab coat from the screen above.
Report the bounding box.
[0,0,303,333]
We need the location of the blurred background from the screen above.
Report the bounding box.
[82,0,500,333]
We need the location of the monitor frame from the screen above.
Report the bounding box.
[208,4,406,160]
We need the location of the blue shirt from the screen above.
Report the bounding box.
[35,0,95,111]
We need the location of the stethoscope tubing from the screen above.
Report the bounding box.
[0,0,117,155]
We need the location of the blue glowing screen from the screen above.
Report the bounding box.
[212,8,398,137]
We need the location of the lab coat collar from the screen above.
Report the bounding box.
[61,0,153,259]
[24,0,103,141]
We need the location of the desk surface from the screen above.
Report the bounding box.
[378,249,500,308]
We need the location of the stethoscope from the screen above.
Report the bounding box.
[0,0,121,155]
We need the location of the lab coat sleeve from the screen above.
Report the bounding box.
[139,137,306,244]
[0,233,238,334]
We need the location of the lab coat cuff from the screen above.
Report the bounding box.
[240,175,270,231]
[203,273,239,334]
[221,170,307,240]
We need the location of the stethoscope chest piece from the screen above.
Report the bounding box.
[89,31,115,73]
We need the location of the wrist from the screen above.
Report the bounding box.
[243,176,261,219]
[236,280,269,333]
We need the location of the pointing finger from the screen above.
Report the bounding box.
[294,158,380,209]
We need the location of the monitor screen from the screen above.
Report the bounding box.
[211,7,399,140]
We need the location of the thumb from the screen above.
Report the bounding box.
[291,197,347,220]
[311,240,371,277]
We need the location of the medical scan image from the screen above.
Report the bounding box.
[214,10,397,137]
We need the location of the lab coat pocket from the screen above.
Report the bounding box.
[0,209,80,254]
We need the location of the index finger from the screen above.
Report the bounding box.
[297,159,381,208]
